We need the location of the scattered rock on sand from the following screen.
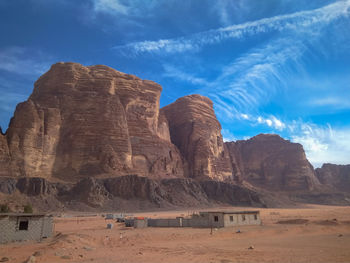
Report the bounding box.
[0,257,9,262]
[32,252,41,257]
[24,256,36,263]
[248,245,254,250]
[83,246,95,251]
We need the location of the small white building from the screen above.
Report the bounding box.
[0,213,53,244]
[197,211,261,228]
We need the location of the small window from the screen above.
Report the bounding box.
[242,215,246,221]
[230,216,233,222]
[214,216,219,222]
[19,220,29,231]
[254,214,258,220]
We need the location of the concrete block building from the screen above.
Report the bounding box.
[0,213,53,244]
[129,211,261,229]
[197,211,261,228]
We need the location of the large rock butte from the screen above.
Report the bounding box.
[4,62,184,181]
[225,134,320,191]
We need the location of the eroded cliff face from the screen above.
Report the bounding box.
[225,134,320,191]
[4,62,184,180]
[316,164,350,192]
[161,95,233,182]
[0,131,11,176]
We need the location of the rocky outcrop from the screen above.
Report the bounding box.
[161,95,233,182]
[316,164,350,192]
[0,177,17,194]
[200,180,263,206]
[4,62,184,180]
[16,177,54,196]
[0,175,266,211]
[225,134,320,191]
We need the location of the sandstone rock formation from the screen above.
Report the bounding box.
[4,62,184,181]
[316,164,350,192]
[161,95,234,182]
[1,62,348,210]
[225,134,320,191]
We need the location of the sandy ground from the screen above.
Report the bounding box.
[1,204,350,263]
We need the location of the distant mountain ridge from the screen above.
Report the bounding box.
[0,62,349,211]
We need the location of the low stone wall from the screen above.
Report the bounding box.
[147,218,182,227]
[147,217,214,228]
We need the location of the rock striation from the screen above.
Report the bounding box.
[316,164,350,192]
[4,62,184,180]
[225,134,320,191]
[161,95,234,182]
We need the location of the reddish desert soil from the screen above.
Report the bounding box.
[1,204,350,263]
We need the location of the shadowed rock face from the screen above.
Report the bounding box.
[225,134,320,191]
[161,95,234,182]
[4,62,184,180]
[316,164,350,192]
[0,175,266,211]
[0,131,11,177]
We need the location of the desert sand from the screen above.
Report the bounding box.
[1,204,350,263]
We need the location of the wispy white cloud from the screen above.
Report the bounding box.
[257,115,286,131]
[240,113,250,120]
[222,129,236,142]
[0,47,52,76]
[309,96,350,109]
[163,64,210,86]
[206,36,307,117]
[114,0,350,54]
[92,0,128,15]
[291,123,350,167]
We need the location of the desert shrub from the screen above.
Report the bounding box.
[23,204,33,213]
[0,204,10,213]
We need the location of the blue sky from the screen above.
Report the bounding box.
[0,0,349,167]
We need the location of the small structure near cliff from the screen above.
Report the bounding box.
[0,213,53,243]
[132,211,261,228]
[194,211,261,228]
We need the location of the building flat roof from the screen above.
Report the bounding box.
[200,211,260,215]
[0,213,50,217]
